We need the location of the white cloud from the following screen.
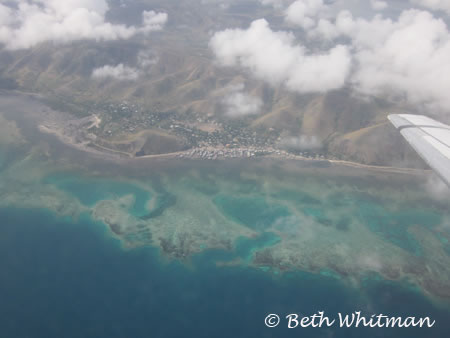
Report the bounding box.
[209,19,352,94]
[222,84,263,117]
[410,0,450,14]
[285,0,328,29]
[424,174,450,200]
[0,4,13,25]
[210,2,450,113]
[141,10,168,33]
[344,9,450,112]
[137,50,159,69]
[0,0,167,50]
[0,4,13,43]
[370,0,388,11]
[284,4,450,112]
[92,64,139,81]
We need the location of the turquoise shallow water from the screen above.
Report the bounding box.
[0,207,449,338]
[357,202,442,256]
[234,232,282,264]
[2,90,450,337]
[213,195,291,231]
[0,147,17,172]
[43,174,152,217]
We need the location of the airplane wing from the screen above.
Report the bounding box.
[388,114,450,187]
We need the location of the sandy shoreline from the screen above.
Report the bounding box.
[38,122,429,176]
[0,89,430,177]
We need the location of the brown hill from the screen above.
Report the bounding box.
[0,2,428,168]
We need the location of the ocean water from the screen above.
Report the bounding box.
[1,125,450,338]
[2,92,450,337]
[213,195,291,231]
[0,206,449,338]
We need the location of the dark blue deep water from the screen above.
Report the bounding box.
[0,208,449,338]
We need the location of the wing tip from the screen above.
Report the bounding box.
[387,113,406,129]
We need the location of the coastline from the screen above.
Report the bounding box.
[0,89,431,177]
[38,122,429,176]
[2,95,450,304]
